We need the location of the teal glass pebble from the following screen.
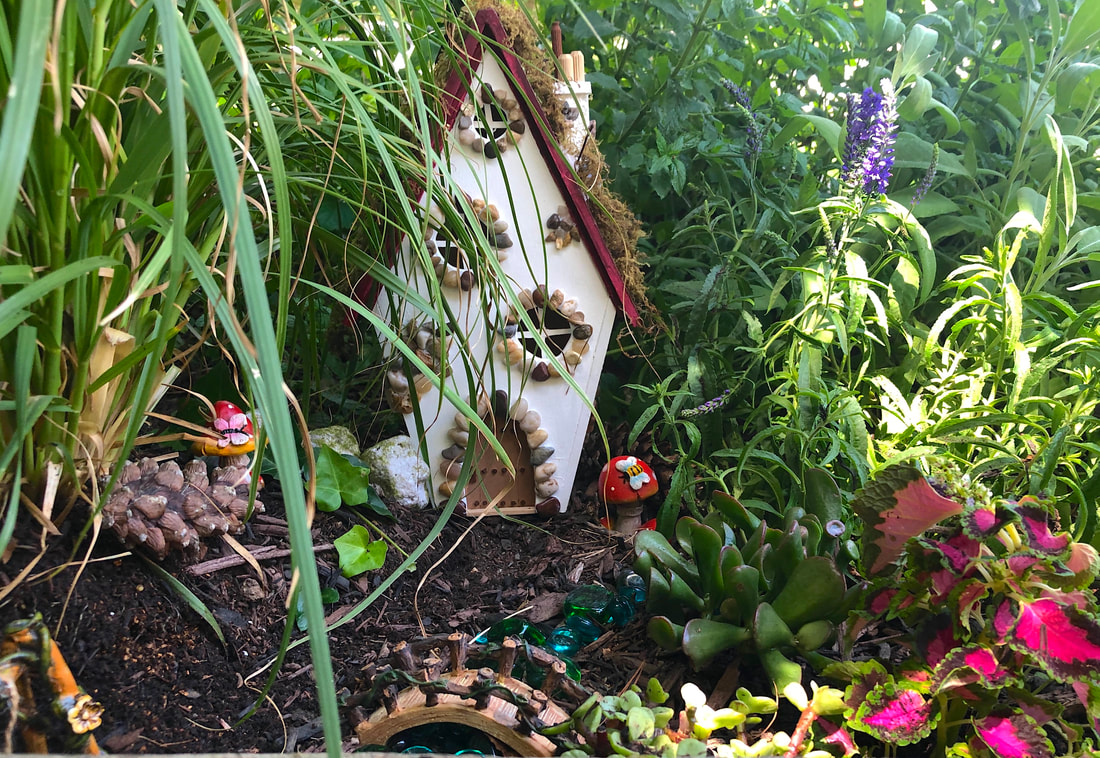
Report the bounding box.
[603,595,636,626]
[564,614,602,645]
[474,617,546,646]
[545,625,583,656]
[563,584,614,620]
[617,570,647,605]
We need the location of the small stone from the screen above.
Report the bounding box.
[458,128,477,146]
[533,285,548,308]
[442,268,461,287]
[509,397,529,419]
[493,232,513,249]
[470,138,483,153]
[492,219,509,234]
[441,444,464,460]
[493,390,510,420]
[531,362,551,382]
[308,425,361,458]
[572,324,593,340]
[530,445,555,466]
[439,459,462,479]
[534,462,557,482]
[558,299,577,317]
[448,429,469,447]
[483,140,498,159]
[519,410,542,433]
[509,119,525,134]
[518,290,535,310]
[563,350,582,366]
[535,497,562,516]
[438,479,456,497]
[386,371,408,391]
[481,85,495,104]
[459,270,474,290]
[550,289,565,309]
[535,478,559,499]
[547,214,560,229]
[527,428,549,449]
[503,324,518,338]
[457,115,472,130]
[453,413,469,431]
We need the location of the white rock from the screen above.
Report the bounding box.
[308,426,361,458]
[360,435,431,509]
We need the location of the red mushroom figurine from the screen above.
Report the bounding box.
[193,400,260,486]
[599,455,659,534]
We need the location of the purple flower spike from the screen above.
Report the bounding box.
[840,80,898,195]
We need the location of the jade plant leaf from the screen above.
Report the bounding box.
[753,602,794,650]
[770,555,846,628]
[682,618,752,668]
[852,464,964,575]
[647,616,686,650]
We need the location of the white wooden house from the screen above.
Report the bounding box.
[370,9,640,516]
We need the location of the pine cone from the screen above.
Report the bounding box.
[103,458,264,561]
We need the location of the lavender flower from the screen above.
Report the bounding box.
[721,79,751,109]
[841,79,898,195]
[911,143,939,208]
[722,79,762,159]
[680,388,733,418]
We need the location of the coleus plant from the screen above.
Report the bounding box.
[635,469,858,692]
[827,464,1100,757]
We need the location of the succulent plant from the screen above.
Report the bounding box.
[634,469,857,690]
[103,457,263,560]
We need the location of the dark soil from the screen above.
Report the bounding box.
[0,424,711,754]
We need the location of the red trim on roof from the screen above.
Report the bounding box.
[458,9,640,324]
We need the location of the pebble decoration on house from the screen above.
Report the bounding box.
[437,389,560,510]
[544,205,578,249]
[386,321,451,415]
[496,285,592,381]
[424,195,514,290]
[456,84,526,159]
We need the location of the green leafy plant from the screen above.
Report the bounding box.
[635,472,855,691]
[826,463,1100,756]
[543,678,849,758]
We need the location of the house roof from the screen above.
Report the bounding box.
[440,9,641,325]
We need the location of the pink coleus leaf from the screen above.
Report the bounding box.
[962,504,1010,539]
[999,597,1100,681]
[973,710,1053,758]
[851,682,937,745]
[932,645,1014,693]
[816,718,858,757]
[1011,499,1071,555]
[853,465,964,575]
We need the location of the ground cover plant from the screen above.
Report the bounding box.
[1,0,1100,755]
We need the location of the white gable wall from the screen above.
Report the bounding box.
[385,54,616,513]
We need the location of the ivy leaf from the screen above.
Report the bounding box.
[313,445,375,513]
[334,525,388,578]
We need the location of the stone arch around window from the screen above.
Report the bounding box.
[456,84,526,159]
[384,321,450,415]
[437,390,560,515]
[424,195,514,291]
[495,285,593,381]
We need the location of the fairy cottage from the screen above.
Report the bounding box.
[370,8,643,516]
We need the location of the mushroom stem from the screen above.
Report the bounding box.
[614,502,644,535]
